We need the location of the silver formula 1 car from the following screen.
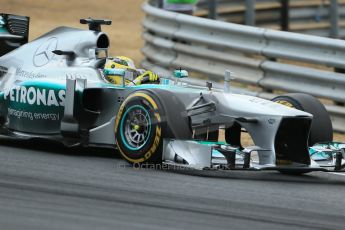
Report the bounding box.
[0,14,344,174]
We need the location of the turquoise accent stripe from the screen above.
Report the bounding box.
[309,142,345,160]
[99,83,126,88]
[131,84,195,94]
[131,85,173,89]
[196,140,227,146]
[103,68,125,76]
[19,81,66,90]
[120,105,152,151]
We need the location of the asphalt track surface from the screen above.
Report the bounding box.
[0,139,345,230]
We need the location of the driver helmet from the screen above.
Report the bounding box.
[104,56,136,84]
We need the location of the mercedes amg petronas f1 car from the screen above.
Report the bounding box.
[0,14,344,174]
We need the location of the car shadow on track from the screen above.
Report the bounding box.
[0,137,120,159]
[1,137,344,185]
[162,167,345,185]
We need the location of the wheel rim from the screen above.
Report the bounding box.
[119,105,152,151]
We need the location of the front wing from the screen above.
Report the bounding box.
[162,139,345,173]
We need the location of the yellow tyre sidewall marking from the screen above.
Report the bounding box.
[275,100,295,108]
[115,92,162,164]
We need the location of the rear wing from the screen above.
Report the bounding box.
[0,13,29,56]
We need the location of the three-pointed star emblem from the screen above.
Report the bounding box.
[33,37,58,67]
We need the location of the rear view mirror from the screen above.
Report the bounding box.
[173,69,188,78]
[0,16,5,26]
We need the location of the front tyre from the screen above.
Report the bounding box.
[115,92,163,165]
[272,93,333,146]
[272,93,333,175]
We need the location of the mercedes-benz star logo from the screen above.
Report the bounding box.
[33,37,58,67]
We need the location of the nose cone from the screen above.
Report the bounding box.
[217,93,312,118]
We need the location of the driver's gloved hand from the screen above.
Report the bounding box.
[134,70,159,85]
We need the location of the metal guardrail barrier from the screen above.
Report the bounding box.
[195,0,345,39]
[142,2,345,132]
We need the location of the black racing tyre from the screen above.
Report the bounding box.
[115,90,191,165]
[272,93,333,146]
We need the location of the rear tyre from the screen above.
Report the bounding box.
[272,93,333,146]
